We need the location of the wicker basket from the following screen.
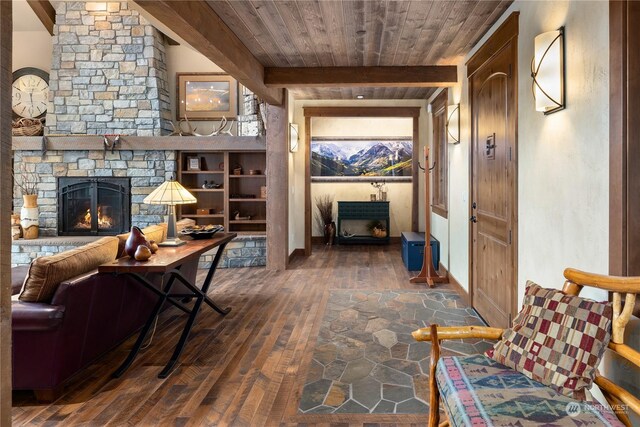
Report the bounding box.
[12,118,44,136]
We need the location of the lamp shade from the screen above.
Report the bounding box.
[532,27,565,114]
[143,179,197,205]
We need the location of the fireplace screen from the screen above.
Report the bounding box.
[58,177,131,236]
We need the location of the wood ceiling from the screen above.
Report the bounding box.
[205,0,512,100]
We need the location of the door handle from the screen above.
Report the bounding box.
[470,215,477,223]
[486,136,496,155]
[486,134,496,159]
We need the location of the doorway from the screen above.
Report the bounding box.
[468,14,519,328]
[303,107,421,255]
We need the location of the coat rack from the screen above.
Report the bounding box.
[410,146,447,287]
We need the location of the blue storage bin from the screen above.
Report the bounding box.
[401,232,440,272]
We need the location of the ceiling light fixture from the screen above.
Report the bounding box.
[531,27,565,114]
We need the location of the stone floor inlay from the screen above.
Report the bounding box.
[298,289,492,414]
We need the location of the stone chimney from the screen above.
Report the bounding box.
[46,1,171,136]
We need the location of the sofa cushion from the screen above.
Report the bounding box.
[19,237,119,303]
[12,265,30,295]
[436,354,624,427]
[486,282,613,401]
[116,223,167,258]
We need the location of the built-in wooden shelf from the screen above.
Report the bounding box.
[182,171,225,175]
[178,149,267,236]
[189,188,224,193]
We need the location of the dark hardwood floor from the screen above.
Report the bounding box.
[12,244,461,426]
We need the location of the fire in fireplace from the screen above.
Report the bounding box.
[58,177,131,236]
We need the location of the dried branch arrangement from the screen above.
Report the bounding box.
[13,163,39,195]
[314,195,334,232]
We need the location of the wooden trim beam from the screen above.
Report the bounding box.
[0,1,11,421]
[266,92,289,270]
[13,135,265,151]
[26,0,55,36]
[304,116,311,256]
[133,0,283,105]
[609,0,640,279]
[466,12,519,78]
[264,66,457,88]
[412,116,419,231]
[303,106,420,118]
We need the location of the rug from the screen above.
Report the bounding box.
[298,289,493,414]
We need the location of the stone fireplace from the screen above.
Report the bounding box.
[13,149,172,237]
[11,1,267,268]
[46,1,171,136]
[57,177,131,236]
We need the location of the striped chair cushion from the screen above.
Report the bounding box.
[436,354,624,427]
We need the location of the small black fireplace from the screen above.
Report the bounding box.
[58,177,131,236]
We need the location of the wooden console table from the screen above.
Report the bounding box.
[337,201,390,245]
[99,233,236,378]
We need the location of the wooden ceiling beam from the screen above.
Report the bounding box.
[265,66,457,88]
[303,106,421,118]
[133,0,283,105]
[26,0,55,36]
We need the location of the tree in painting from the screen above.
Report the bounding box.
[311,138,412,178]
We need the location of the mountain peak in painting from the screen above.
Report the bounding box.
[311,139,412,177]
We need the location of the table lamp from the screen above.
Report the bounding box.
[143,179,197,246]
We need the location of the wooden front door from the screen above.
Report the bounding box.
[469,37,518,328]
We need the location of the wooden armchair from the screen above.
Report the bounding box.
[412,268,640,427]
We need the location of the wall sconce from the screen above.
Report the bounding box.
[531,27,565,114]
[289,123,299,152]
[446,104,460,144]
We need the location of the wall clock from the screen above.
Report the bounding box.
[12,67,49,119]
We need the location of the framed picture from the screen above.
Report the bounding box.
[176,73,238,120]
[311,137,413,182]
[186,156,201,171]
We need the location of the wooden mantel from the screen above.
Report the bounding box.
[12,135,265,151]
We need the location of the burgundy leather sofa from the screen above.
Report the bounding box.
[11,229,197,401]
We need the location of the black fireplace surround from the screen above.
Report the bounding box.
[58,177,131,236]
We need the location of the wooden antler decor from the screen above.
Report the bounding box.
[410,146,447,287]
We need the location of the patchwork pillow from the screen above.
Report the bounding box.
[486,281,613,401]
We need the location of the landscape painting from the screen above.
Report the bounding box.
[176,73,238,120]
[311,138,413,180]
[185,81,230,112]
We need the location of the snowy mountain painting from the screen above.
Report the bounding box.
[311,138,413,178]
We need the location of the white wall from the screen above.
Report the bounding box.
[288,100,428,253]
[310,117,413,237]
[12,0,53,72]
[434,0,610,305]
[13,31,52,72]
[165,45,240,132]
[12,0,52,72]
